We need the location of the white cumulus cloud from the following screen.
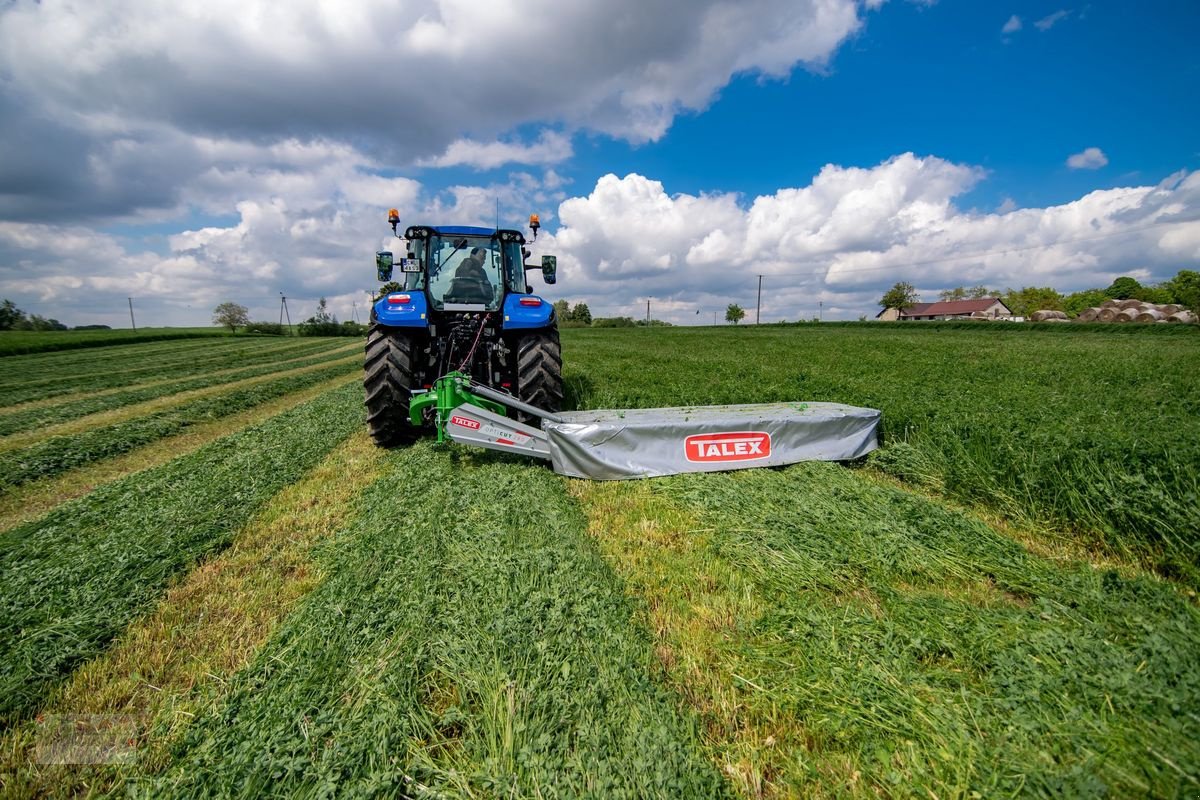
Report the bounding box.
[417,131,573,170]
[1067,147,1109,170]
[1002,15,1022,34]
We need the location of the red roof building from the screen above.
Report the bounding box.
[876,298,1012,321]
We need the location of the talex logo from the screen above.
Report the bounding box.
[685,431,771,463]
[450,415,481,430]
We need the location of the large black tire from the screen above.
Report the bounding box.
[515,329,563,419]
[364,324,422,446]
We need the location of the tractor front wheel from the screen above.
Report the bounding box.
[515,330,563,420]
[364,324,422,446]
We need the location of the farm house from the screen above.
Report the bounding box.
[876,297,1013,321]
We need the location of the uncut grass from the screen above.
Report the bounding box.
[0,341,359,436]
[0,357,358,491]
[561,325,1200,585]
[575,465,1200,798]
[0,382,364,728]
[148,444,725,798]
[0,374,358,534]
[0,338,342,407]
[1,433,389,799]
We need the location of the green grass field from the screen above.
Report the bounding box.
[0,325,1196,798]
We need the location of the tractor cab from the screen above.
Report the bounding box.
[395,226,527,312]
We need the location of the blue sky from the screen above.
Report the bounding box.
[2,0,1198,326]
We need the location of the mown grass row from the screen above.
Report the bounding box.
[0,327,227,357]
[0,373,360,534]
[0,359,359,492]
[144,445,725,798]
[0,342,358,436]
[0,382,365,729]
[0,338,342,406]
[1,433,390,799]
[574,465,1200,798]
[562,325,1200,584]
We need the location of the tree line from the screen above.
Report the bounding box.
[880,269,1199,317]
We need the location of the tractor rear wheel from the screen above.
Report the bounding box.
[515,330,563,420]
[364,324,422,446]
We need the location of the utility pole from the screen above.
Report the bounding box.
[279,293,293,333]
[713,311,717,326]
[352,301,359,323]
[756,275,763,325]
[819,300,823,322]
[646,298,651,323]
[127,298,137,331]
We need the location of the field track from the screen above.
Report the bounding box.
[0,326,1196,798]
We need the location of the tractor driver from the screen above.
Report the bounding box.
[452,246,495,303]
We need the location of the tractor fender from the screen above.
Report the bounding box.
[373,292,429,328]
[502,294,554,330]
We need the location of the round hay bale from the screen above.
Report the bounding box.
[1118,298,1143,310]
[1097,307,1121,322]
[1031,309,1068,322]
[1076,307,1101,322]
[1167,311,1196,324]
[1100,299,1122,309]
[1136,309,1164,323]
[1116,309,1140,322]
[1160,304,1182,315]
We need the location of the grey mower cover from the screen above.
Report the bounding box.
[544,402,880,480]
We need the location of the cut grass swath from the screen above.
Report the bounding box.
[148,445,725,798]
[572,465,1200,798]
[0,327,227,357]
[0,342,359,436]
[0,382,364,728]
[0,374,358,535]
[0,433,389,798]
[0,338,341,407]
[0,358,358,491]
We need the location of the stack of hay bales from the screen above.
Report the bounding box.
[1030,310,1069,322]
[1054,299,1197,324]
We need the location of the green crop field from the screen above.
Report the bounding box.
[0,325,1196,799]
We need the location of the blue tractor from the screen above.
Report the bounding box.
[365,211,562,446]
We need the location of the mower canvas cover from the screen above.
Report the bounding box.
[445,399,881,480]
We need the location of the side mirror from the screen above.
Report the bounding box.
[376,251,394,282]
[541,255,557,285]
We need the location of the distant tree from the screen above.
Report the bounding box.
[552,299,570,320]
[1104,276,1143,300]
[968,285,998,299]
[0,299,26,330]
[938,286,968,302]
[592,316,636,328]
[725,303,745,324]
[1002,286,1065,317]
[1063,288,1108,317]
[212,301,250,331]
[880,282,919,311]
[309,297,335,325]
[571,302,592,325]
[1163,269,1200,311]
[14,314,67,331]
